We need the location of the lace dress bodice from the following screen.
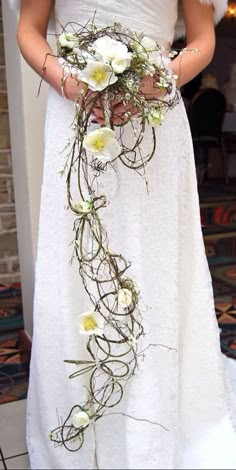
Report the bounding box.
[54,0,178,47]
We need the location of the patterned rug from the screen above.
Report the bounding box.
[0,283,24,332]
[0,331,29,404]
[209,257,236,297]
[220,329,236,359]
[200,182,236,359]
[0,283,28,404]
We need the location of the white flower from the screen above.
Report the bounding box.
[147,108,165,126]
[78,62,117,91]
[74,200,93,214]
[118,288,133,307]
[134,36,165,67]
[135,36,156,59]
[140,36,157,52]
[77,311,105,335]
[72,411,90,428]
[83,127,121,162]
[93,36,132,73]
[58,32,77,49]
[111,57,130,74]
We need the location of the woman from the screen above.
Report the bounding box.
[17,0,236,469]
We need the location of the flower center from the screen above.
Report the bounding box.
[94,138,105,151]
[92,70,106,84]
[83,316,97,331]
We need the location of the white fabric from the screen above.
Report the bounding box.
[27,1,236,469]
[175,0,228,39]
[9,0,228,40]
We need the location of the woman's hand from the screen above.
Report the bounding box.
[140,75,166,101]
[91,98,138,126]
[91,75,166,126]
[62,75,86,102]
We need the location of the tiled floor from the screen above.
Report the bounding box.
[0,400,29,469]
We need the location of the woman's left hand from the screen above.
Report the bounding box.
[91,75,165,126]
[91,98,138,126]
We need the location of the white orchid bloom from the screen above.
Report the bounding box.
[118,288,133,307]
[74,200,93,214]
[58,32,78,49]
[72,411,90,428]
[140,36,157,51]
[111,57,131,74]
[78,61,117,91]
[93,36,132,72]
[77,311,105,336]
[84,128,121,162]
[135,36,159,62]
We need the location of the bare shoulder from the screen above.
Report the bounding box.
[181,0,215,40]
[182,0,214,20]
[18,0,55,35]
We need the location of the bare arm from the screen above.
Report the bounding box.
[169,0,216,87]
[17,0,82,98]
[17,0,216,119]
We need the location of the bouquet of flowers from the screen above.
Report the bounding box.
[48,18,178,452]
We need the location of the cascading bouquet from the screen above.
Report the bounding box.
[48,18,178,451]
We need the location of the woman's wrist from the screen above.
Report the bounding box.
[62,75,87,101]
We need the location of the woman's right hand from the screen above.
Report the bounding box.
[62,76,101,119]
[62,75,87,102]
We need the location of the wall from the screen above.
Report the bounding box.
[0,0,20,283]
[2,1,54,336]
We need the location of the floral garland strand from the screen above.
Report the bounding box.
[49,19,178,452]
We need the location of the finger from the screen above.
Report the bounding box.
[90,116,106,125]
[112,112,131,126]
[91,108,105,120]
[112,103,138,119]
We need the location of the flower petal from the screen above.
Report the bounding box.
[141,36,157,51]
[58,32,77,49]
[83,128,120,161]
[74,200,93,214]
[79,62,117,91]
[101,137,121,160]
[118,288,133,306]
[111,58,130,74]
[72,411,90,428]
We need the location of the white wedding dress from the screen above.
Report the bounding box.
[26,0,236,469]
